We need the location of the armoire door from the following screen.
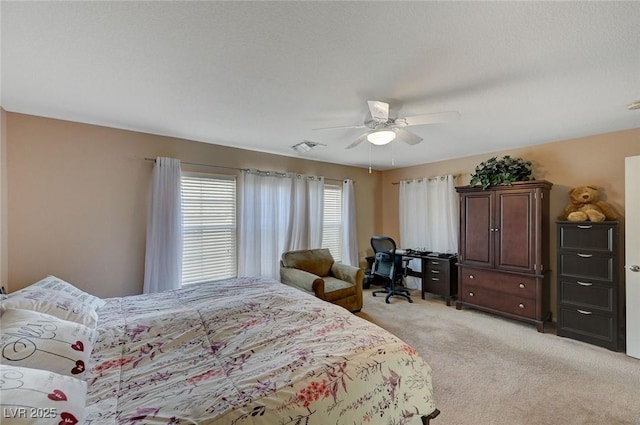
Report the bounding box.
[459,192,493,268]
[494,188,537,273]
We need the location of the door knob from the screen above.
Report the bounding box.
[628,265,640,272]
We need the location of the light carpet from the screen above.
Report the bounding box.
[357,288,640,425]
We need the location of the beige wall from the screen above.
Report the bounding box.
[1,108,7,289]
[381,128,640,316]
[7,111,639,315]
[6,113,380,297]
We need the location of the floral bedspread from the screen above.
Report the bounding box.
[84,276,436,425]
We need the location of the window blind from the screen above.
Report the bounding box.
[181,174,237,285]
[322,184,343,262]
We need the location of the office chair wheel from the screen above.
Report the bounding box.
[385,299,390,304]
[408,298,414,303]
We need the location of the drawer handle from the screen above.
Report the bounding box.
[577,224,593,229]
[431,261,440,266]
[469,292,474,297]
[519,283,525,289]
[518,303,525,309]
[469,275,474,279]
[577,281,593,286]
[577,309,593,315]
[431,270,440,274]
[577,253,593,258]
[431,278,440,281]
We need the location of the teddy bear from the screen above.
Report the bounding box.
[558,185,618,222]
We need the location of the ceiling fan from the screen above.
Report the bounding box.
[314,100,461,149]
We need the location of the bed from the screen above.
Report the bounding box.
[1,275,439,425]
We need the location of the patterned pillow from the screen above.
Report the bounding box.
[26,275,106,311]
[0,364,87,424]
[0,309,97,378]
[2,289,99,328]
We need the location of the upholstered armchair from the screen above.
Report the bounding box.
[280,248,363,313]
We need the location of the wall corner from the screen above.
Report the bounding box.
[1,107,7,290]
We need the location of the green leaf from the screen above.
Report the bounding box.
[469,155,533,189]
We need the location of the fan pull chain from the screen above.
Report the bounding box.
[368,143,372,174]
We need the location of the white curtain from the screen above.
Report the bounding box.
[341,179,359,267]
[286,175,324,250]
[399,175,459,288]
[238,171,324,279]
[143,157,183,294]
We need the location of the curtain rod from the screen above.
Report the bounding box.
[391,174,461,185]
[144,157,348,183]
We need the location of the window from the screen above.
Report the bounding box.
[322,184,342,262]
[181,173,236,285]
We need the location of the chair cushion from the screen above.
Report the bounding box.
[322,277,356,302]
[281,248,334,277]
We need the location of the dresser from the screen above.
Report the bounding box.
[556,221,621,350]
[456,180,553,332]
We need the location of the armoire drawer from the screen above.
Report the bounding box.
[459,285,536,318]
[558,279,614,312]
[558,223,615,253]
[459,267,537,298]
[558,252,613,282]
[558,307,614,344]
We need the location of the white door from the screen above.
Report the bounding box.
[625,155,640,359]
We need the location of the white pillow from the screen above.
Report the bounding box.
[0,364,87,424]
[2,289,99,328]
[0,309,97,378]
[28,275,106,311]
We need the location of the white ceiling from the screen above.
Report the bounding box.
[2,1,640,170]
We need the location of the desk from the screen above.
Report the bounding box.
[398,251,459,306]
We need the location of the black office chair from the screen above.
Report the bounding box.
[370,236,413,304]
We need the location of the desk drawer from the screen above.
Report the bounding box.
[426,267,450,281]
[459,267,537,298]
[426,258,449,271]
[423,275,448,296]
[460,285,536,318]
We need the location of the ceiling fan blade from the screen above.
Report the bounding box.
[368,100,389,122]
[312,123,366,131]
[394,128,423,145]
[398,111,461,127]
[345,132,371,149]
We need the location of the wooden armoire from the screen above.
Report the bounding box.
[455,180,553,332]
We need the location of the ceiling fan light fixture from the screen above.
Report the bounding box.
[367,130,396,145]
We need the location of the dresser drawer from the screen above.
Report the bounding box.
[460,285,536,318]
[558,307,614,344]
[459,267,537,298]
[558,252,613,282]
[558,279,614,312]
[558,223,615,253]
